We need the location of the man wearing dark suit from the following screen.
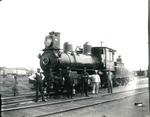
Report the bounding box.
[81,68,89,96]
[65,67,74,98]
[107,71,113,93]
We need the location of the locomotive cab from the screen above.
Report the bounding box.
[91,47,116,88]
[92,47,116,72]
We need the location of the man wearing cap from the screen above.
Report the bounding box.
[65,67,74,98]
[29,68,46,102]
[107,70,113,93]
[92,70,101,94]
[81,68,89,96]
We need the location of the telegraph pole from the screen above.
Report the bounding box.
[100,41,103,47]
[148,0,150,113]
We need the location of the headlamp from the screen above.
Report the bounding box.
[44,36,52,48]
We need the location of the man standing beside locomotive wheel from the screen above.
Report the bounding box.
[29,68,46,102]
[65,67,74,99]
[92,70,101,94]
[81,68,89,97]
[46,68,54,99]
[107,70,113,93]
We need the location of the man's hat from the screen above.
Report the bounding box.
[37,68,40,70]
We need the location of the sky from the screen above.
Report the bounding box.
[0,0,148,71]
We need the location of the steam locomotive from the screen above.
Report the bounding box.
[38,31,129,92]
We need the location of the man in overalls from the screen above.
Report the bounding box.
[30,68,46,102]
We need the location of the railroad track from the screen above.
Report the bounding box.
[0,90,34,97]
[2,96,92,111]
[34,90,148,117]
[2,86,147,106]
[2,92,35,101]
[2,91,62,107]
[2,90,56,101]
[2,86,148,106]
[2,87,148,117]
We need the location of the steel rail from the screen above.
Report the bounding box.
[101,87,148,97]
[2,98,34,105]
[2,93,35,100]
[2,87,148,107]
[2,96,92,112]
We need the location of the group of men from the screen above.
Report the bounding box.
[91,70,101,94]
[29,68,113,102]
[80,69,101,96]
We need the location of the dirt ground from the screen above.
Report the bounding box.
[62,91,149,117]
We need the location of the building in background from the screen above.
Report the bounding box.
[0,67,34,77]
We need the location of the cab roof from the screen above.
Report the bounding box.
[92,46,116,52]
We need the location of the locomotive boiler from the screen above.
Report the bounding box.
[38,31,129,90]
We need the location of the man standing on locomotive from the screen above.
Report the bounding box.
[29,68,46,102]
